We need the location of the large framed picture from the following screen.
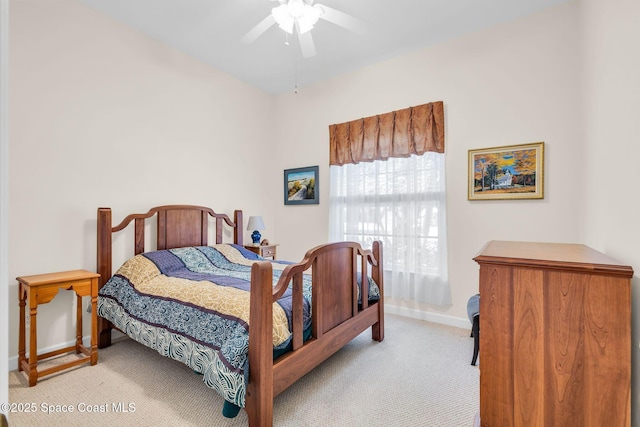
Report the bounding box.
[468,142,544,200]
[284,165,319,205]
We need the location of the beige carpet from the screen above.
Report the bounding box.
[8,314,479,426]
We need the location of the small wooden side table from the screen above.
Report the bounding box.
[17,269,100,386]
[244,243,278,260]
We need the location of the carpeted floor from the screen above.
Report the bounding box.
[7,314,479,426]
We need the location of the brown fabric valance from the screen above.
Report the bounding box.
[329,101,445,166]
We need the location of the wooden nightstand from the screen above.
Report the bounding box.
[244,243,278,260]
[17,269,100,386]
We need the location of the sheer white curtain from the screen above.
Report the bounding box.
[329,152,451,306]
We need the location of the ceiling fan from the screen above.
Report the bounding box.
[241,0,365,58]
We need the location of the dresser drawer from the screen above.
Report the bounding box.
[244,244,278,259]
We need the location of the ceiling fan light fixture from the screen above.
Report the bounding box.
[287,0,305,18]
[272,4,295,34]
[272,0,322,36]
[297,5,322,34]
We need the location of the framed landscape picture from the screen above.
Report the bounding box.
[284,165,319,205]
[468,142,544,200]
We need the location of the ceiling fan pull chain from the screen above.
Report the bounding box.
[293,32,299,94]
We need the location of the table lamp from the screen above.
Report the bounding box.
[247,216,266,244]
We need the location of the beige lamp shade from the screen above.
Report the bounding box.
[247,216,266,244]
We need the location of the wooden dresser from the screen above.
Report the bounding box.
[473,241,633,427]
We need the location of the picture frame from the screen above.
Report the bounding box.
[284,165,319,205]
[468,142,544,200]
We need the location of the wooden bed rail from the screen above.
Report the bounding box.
[246,241,384,427]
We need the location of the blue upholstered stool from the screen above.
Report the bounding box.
[467,294,480,366]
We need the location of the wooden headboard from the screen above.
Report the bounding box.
[96,204,242,348]
[97,205,243,287]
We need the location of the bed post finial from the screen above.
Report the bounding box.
[234,210,243,244]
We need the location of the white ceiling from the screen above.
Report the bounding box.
[80,0,570,95]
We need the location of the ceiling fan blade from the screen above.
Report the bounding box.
[317,5,367,34]
[241,14,276,44]
[297,30,316,58]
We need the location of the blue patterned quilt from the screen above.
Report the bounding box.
[97,243,379,409]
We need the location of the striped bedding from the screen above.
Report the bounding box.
[97,243,379,410]
[98,244,307,408]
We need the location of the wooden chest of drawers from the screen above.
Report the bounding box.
[474,241,632,426]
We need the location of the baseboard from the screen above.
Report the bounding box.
[9,336,92,372]
[385,304,470,330]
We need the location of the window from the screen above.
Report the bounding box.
[329,152,451,305]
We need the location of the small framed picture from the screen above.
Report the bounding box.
[284,166,319,205]
[468,142,544,200]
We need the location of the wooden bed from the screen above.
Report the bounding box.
[96,204,384,427]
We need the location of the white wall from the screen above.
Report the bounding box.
[273,2,583,322]
[580,0,640,424]
[7,0,276,361]
[1,0,9,417]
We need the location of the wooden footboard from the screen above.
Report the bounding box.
[246,241,384,427]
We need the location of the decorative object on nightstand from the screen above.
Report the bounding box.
[244,242,279,260]
[247,215,266,244]
[16,269,100,386]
